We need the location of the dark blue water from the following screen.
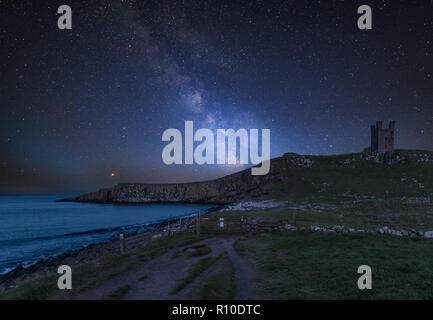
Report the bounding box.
[0,196,214,275]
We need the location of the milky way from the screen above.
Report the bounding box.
[1,0,432,194]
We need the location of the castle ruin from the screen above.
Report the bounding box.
[364,120,396,162]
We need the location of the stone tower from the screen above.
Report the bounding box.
[370,120,395,155]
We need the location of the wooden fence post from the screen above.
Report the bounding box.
[196,211,201,235]
[292,212,296,227]
[119,233,125,254]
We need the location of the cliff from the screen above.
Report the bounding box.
[58,150,433,204]
[58,159,287,204]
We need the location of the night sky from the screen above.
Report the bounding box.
[1,0,432,194]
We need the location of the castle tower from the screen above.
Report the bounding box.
[370,120,395,155]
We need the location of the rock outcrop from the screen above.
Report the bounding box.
[59,149,433,205]
[58,158,290,204]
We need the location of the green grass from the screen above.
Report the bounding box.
[0,274,59,300]
[103,285,131,300]
[172,244,212,258]
[202,195,433,232]
[235,231,433,299]
[0,232,207,300]
[169,255,221,294]
[190,256,236,300]
[243,149,433,202]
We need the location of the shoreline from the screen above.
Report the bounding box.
[0,205,222,289]
[56,198,229,205]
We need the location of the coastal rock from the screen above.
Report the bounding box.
[425,231,433,238]
[58,158,287,204]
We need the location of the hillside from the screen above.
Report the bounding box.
[59,149,433,204]
[6,149,433,300]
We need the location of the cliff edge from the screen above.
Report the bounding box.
[57,158,288,204]
[58,150,433,205]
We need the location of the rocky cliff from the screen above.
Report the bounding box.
[57,150,433,205]
[58,158,291,204]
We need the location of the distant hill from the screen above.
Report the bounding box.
[58,149,433,204]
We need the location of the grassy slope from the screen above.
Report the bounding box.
[203,198,433,232]
[235,231,433,299]
[223,150,433,299]
[222,149,433,231]
[257,149,433,202]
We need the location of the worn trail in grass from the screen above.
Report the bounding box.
[76,236,248,300]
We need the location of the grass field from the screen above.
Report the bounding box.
[258,149,433,202]
[197,149,433,300]
[201,197,433,232]
[235,231,433,299]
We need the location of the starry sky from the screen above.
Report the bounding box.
[1,0,432,194]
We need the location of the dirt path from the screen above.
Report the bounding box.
[124,237,228,300]
[220,237,251,299]
[76,235,255,300]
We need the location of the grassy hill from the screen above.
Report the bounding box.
[3,149,433,300]
[248,149,433,202]
[213,149,433,232]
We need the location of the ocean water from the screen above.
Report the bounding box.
[0,196,214,275]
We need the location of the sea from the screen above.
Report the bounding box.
[0,196,215,275]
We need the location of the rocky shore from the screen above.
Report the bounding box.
[0,215,200,290]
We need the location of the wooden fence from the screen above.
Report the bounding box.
[196,212,286,235]
[117,211,291,253]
